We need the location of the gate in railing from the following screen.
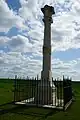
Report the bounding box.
[14,76,72,110]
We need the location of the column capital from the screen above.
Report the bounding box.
[41,5,55,23]
[41,5,55,17]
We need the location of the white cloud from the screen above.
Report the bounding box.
[0,36,10,46]
[18,0,80,52]
[0,0,80,52]
[7,35,32,53]
[0,51,42,78]
[0,35,42,57]
[51,58,80,80]
[0,50,80,80]
[0,0,25,32]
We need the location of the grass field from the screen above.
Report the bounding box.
[0,79,14,105]
[0,79,80,120]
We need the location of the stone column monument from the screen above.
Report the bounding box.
[41,5,55,85]
[34,5,55,105]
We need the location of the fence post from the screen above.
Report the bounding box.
[63,75,65,111]
[55,79,56,106]
[14,78,16,103]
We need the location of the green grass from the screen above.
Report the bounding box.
[0,80,80,120]
[0,80,14,105]
[0,79,36,104]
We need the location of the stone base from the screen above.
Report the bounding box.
[34,80,55,105]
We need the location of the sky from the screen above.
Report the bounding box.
[0,0,80,80]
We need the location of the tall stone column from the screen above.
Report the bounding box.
[34,5,55,105]
[41,5,55,83]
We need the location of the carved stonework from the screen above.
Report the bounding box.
[41,5,55,16]
[41,5,55,24]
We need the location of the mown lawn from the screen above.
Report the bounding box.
[0,80,80,120]
[0,79,14,105]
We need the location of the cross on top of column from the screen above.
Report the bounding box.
[41,5,55,23]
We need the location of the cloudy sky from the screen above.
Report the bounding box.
[0,0,80,80]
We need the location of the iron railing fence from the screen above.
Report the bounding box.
[63,77,72,110]
[14,76,72,110]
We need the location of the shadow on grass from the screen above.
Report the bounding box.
[0,103,22,115]
[0,103,59,119]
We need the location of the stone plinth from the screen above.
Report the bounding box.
[34,80,53,105]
